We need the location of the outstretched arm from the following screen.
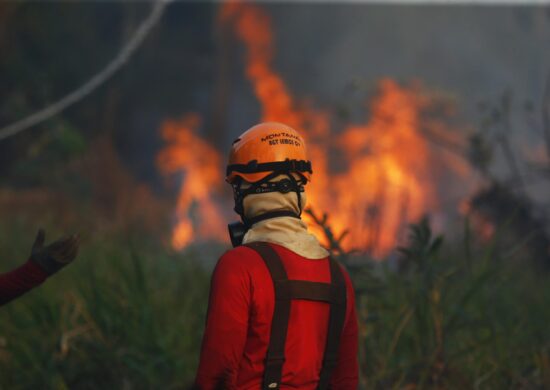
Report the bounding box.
[0,229,79,306]
[0,260,48,306]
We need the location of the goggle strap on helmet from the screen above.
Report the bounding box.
[227,159,312,178]
[237,178,305,197]
[232,172,306,224]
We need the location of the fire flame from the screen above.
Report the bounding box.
[157,114,226,249]
[158,2,468,256]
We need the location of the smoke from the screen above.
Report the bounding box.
[265,5,550,120]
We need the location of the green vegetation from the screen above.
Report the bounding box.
[352,219,550,388]
[0,222,210,389]
[1,216,549,389]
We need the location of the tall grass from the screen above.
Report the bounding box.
[0,223,211,389]
[0,217,549,389]
[350,218,550,389]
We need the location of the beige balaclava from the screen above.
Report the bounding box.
[241,177,329,260]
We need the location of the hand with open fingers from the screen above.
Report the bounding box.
[30,229,80,275]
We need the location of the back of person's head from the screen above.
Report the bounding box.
[226,122,312,224]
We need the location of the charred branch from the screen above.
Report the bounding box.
[0,0,173,142]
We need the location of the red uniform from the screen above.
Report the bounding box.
[0,260,48,306]
[195,243,359,390]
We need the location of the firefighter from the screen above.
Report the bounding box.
[194,122,358,389]
[0,229,80,306]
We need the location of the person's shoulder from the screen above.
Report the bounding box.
[215,245,265,271]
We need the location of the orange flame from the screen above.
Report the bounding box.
[158,2,469,256]
[157,114,226,249]
[219,2,303,129]
[218,2,448,255]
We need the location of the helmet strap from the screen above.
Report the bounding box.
[232,172,305,226]
[243,209,300,228]
[227,209,301,248]
[286,173,303,217]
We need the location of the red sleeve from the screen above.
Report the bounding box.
[0,260,49,306]
[330,267,359,389]
[194,249,252,390]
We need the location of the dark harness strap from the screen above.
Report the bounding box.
[244,242,347,390]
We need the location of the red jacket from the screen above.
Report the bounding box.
[0,260,48,306]
[194,243,359,390]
